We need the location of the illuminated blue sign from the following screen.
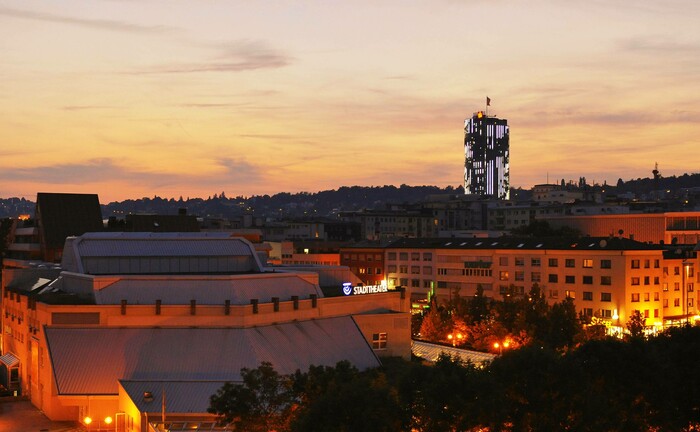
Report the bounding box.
[342,281,388,296]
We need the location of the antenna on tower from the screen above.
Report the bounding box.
[652,162,660,180]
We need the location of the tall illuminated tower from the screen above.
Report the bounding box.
[463,111,510,199]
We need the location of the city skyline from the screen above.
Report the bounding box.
[1,0,699,203]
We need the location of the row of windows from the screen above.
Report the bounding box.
[354,267,383,275]
[500,257,613,269]
[631,259,661,269]
[630,292,661,302]
[631,276,661,286]
[497,272,612,286]
[343,253,383,262]
[387,252,433,262]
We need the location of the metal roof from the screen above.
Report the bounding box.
[0,352,20,368]
[73,233,254,258]
[45,316,380,395]
[93,274,322,305]
[387,236,663,251]
[61,233,265,274]
[120,381,226,414]
[411,340,495,366]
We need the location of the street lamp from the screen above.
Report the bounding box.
[493,340,510,355]
[447,332,463,347]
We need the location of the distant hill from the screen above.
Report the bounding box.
[1,173,698,219]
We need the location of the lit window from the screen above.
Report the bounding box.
[372,333,387,350]
[499,271,509,281]
[566,290,576,299]
[583,259,593,268]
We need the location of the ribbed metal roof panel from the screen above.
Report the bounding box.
[75,236,252,258]
[45,316,379,395]
[0,352,20,368]
[411,340,495,366]
[120,381,226,414]
[94,274,321,305]
[388,236,663,251]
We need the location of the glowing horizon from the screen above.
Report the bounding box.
[1,1,699,203]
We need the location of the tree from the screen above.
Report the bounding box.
[418,307,449,341]
[544,297,583,349]
[208,362,296,432]
[290,362,403,432]
[626,310,646,340]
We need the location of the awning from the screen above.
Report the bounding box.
[0,353,20,368]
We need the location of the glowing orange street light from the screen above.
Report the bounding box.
[104,416,113,425]
[447,333,463,347]
[493,340,510,355]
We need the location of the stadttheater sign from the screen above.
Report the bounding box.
[342,281,388,296]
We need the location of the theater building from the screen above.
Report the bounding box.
[1,232,410,431]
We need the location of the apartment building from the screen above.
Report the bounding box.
[385,237,698,330]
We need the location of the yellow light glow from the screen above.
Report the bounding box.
[84,416,92,425]
[493,342,499,349]
[104,416,113,424]
[503,341,510,348]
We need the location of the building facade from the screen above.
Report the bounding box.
[384,237,698,331]
[1,233,410,431]
[541,211,700,245]
[464,111,510,200]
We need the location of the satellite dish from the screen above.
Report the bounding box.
[599,239,607,248]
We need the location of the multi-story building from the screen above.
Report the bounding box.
[4,193,103,268]
[339,241,391,286]
[1,232,410,430]
[540,211,700,245]
[385,237,698,330]
[464,111,510,200]
[338,208,436,240]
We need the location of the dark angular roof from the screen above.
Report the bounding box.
[385,236,663,251]
[36,193,103,249]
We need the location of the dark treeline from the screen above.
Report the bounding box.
[209,325,700,432]
[2,172,698,219]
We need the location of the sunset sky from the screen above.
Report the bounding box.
[1,0,699,203]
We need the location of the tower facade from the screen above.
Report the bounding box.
[464,111,510,199]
